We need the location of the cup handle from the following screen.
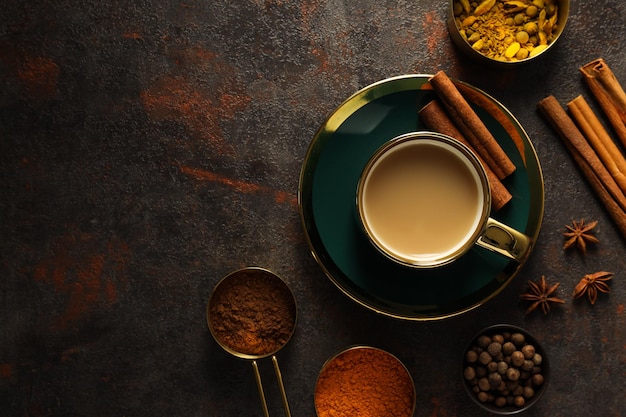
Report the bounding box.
[475,218,533,263]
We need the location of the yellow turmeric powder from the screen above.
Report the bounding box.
[453,0,560,62]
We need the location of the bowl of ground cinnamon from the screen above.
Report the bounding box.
[207,267,297,358]
[314,346,415,417]
[207,267,298,416]
[448,0,569,68]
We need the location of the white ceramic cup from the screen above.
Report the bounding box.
[356,131,532,268]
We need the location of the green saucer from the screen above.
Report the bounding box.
[298,75,544,320]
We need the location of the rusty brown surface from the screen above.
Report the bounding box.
[1,1,625,416]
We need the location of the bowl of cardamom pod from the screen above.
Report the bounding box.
[461,324,550,414]
[448,0,569,68]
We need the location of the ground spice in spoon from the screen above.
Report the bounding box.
[315,347,415,417]
[208,268,296,357]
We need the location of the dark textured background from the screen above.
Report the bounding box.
[1,1,625,416]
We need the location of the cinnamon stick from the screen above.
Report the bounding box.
[429,70,516,180]
[455,83,527,165]
[563,138,626,239]
[423,80,526,164]
[419,99,512,211]
[567,95,626,196]
[580,58,626,148]
[538,95,626,239]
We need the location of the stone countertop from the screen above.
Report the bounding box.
[1,1,625,416]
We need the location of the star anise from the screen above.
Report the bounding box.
[520,275,565,315]
[563,219,599,254]
[572,271,613,305]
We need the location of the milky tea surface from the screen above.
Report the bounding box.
[361,140,484,264]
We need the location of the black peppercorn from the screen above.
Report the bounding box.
[531,373,544,386]
[477,335,492,348]
[478,377,491,391]
[511,332,525,346]
[506,367,520,381]
[523,386,535,399]
[511,351,525,367]
[487,342,502,356]
[522,359,535,372]
[466,350,478,363]
[497,361,508,375]
[522,344,535,359]
[489,372,502,387]
[479,351,492,365]
[464,366,476,380]
[502,341,516,355]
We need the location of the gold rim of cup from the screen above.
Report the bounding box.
[356,131,491,268]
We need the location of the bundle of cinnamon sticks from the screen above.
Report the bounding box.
[538,58,626,240]
[420,70,516,211]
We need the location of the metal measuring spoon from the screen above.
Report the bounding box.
[207,267,297,417]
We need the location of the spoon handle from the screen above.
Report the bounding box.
[252,360,270,417]
[272,356,292,417]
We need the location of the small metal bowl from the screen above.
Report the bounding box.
[448,0,570,69]
[207,267,298,417]
[314,346,416,417]
[461,324,550,414]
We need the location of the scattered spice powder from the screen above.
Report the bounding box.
[208,268,296,356]
[452,0,561,62]
[315,347,415,417]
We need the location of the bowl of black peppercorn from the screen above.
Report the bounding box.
[461,324,550,414]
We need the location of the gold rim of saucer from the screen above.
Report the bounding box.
[298,74,545,321]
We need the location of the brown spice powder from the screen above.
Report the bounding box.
[315,347,415,417]
[208,268,296,356]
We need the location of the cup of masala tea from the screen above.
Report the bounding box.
[356,131,532,268]
[448,0,570,69]
[314,346,416,417]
